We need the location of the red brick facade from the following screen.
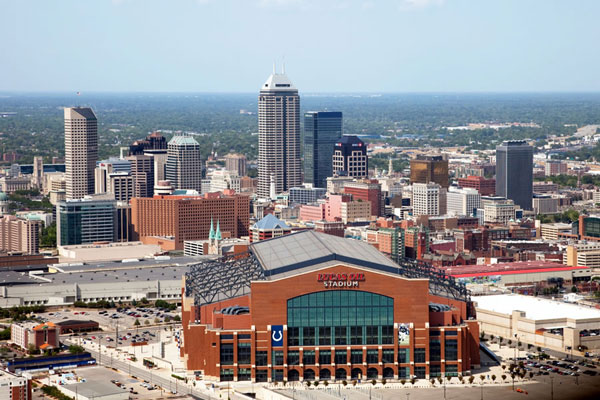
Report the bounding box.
[181,263,479,382]
[131,191,250,250]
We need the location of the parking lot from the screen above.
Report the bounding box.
[33,366,188,400]
[36,305,179,331]
[74,325,170,350]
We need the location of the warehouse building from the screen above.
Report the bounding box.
[181,231,479,382]
[0,256,210,307]
[475,294,600,352]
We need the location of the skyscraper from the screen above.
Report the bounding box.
[495,140,533,210]
[304,111,343,188]
[64,107,98,200]
[257,68,301,198]
[332,135,368,178]
[166,136,203,192]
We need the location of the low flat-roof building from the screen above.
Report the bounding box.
[441,261,592,289]
[56,319,100,334]
[0,256,210,307]
[475,294,600,352]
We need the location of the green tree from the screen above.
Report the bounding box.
[68,345,84,354]
[134,319,140,326]
[0,328,10,340]
[40,223,57,248]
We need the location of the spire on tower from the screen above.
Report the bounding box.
[209,217,214,240]
[215,220,222,241]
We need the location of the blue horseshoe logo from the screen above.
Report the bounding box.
[271,325,284,346]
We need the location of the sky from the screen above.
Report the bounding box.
[1,0,599,93]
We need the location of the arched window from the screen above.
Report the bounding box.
[287,290,393,346]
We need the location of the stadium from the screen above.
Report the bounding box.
[181,230,480,382]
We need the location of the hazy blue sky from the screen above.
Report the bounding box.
[1,0,599,93]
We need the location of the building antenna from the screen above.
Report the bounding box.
[282,56,285,74]
[273,61,276,74]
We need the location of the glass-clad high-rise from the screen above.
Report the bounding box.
[303,112,342,188]
[495,140,533,210]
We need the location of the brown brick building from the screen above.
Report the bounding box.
[181,231,479,382]
[131,190,250,250]
[457,176,496,196]
[0,215,43,254]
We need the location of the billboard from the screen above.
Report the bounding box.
[398,323,410,346]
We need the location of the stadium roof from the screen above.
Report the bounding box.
[475,294,600,320]
[186,230,470,307]
[251,230,396,276]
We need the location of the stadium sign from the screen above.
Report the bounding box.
[317,272,365,288]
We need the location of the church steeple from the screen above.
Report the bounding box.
[209,217,215,240]
[215,220,222,241]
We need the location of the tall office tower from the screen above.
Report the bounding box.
[166,136,203,192]
[129,132,167,155]
[32,156,43,189]
[64,107,98,200]
[332,135,368,178]
[127,154,154,198]
[496,140,533,210]
[412,182,441,217]
[225,153,247,177]
[257,69,301,198]
[304,111,343,188]
[410,155,449,188]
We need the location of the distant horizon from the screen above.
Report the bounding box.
[3,90,600,96]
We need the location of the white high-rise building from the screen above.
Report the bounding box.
[412,182,441,217]
[64,107,98,200]
[446,186,481,216]
[257,68,301,198]
[165,136,203,192]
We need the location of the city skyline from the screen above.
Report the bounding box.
[2,1,600,93]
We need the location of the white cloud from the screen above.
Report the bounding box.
[398,0,445,11]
